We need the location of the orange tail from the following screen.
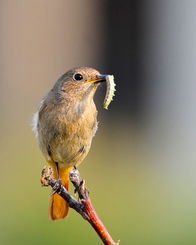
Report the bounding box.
[49,166,72,221]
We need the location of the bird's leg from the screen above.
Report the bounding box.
[73,165,78,195]
[55,162,60,179]
[50,162,62,195]
[73,165,80,201]
[73,165,83,187]
[72,165,84,202]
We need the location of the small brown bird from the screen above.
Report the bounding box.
[33,67,108,220]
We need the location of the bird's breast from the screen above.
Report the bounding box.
[38,99,98,167]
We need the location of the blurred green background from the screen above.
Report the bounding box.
[1,1,196,244]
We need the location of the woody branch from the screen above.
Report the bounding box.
[41,166,119,245]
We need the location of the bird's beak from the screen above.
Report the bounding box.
[85,75,107,84]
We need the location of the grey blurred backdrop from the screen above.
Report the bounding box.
[1,1,196,245]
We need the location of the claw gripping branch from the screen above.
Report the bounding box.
[41,166,119,245]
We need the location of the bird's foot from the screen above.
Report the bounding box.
[50,179,62,196]
[41,166,53,186]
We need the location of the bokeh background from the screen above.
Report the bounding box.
[1,0,196,244]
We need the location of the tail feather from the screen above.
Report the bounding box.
[49,165,72,220]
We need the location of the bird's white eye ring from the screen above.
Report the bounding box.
[73,73,83,81]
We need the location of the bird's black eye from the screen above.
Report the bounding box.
[73,73,83,81]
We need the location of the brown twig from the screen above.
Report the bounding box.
[41,166,119,245]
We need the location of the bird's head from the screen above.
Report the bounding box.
[51,67,107,103]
